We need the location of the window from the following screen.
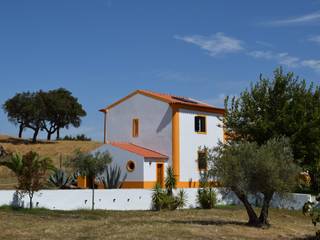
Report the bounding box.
[197,150,207,171]
[195,116,206,133]
[126,160,136,172]
[132,118,139,137]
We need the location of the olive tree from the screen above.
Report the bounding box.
[208,137,299,227]
[69,151,112,210]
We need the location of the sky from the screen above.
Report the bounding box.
[0,0,320,141]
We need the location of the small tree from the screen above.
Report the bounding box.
[165,166,176,196]
[69,151,112,210]
[209,137,299,227]
[0,151,53,209]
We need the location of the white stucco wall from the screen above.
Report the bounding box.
[0,189,311,211]
[143,160,168,182]
[93,144,145,182]
[106,94,172,164]
[179,109,224,182]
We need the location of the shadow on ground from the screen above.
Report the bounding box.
[172,219,248,227]
[292,236,317,240]
[0,137,56,145]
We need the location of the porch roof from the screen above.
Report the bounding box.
[109,142,168,160]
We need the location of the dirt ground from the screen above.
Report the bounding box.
[0,206,317,240]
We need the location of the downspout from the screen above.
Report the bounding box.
[103,110,109,144]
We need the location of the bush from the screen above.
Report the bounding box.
[63,134,91,141]
[151,184,187,211]
[303,196,320,238]
[151,168,187,211]
[197,188,216,209]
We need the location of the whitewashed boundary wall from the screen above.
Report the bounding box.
[0,189,313,211]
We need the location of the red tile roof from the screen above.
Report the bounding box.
[99,89,225,114]
[109,142,168,159]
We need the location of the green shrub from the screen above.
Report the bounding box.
[151,168,187,211]
[63,134,91,141]
[197,188,216,209]
[151,185,187,211]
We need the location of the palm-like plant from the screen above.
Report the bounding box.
[165,166,176,196]
[101,164,127,189]
[0,151,54,209]
[0,153,23,173]
[48,169,71,189]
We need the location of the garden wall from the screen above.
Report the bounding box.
[0,189,313,211]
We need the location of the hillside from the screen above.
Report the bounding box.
[0,135,103,189]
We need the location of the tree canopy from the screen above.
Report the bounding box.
[68,151,112,210]
[208,137,299,226]
[3,88,86,142]
[224,67,320,192]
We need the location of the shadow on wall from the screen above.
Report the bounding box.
[156,107,172,133]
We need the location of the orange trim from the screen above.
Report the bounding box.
[99,90,225,115]
[77,176,87,188]
[172,103,225,115]
[172,106,180,182]
[176,181,220,188]
[126,160,136,172]
[99,91,139,112]
[121,181,157,189]
[121,181,219,188]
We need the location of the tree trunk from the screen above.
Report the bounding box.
[91,177,95,210]
[47,132,52,141]
[56,128,60,140]
[258,192,274,226]
[18,124,24,138]
[29,194,33,209]
[32,128,39,143]
[233,189,260,226]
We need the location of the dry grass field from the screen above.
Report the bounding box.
[0,135,103,189]
[0,206,316,240]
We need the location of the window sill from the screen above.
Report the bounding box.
[195,132,207,135]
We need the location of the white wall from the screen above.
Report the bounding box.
[107,94,172,164]
[93,144,145,182]
[179,109,223,182]
[143,159,168,182]
[0,189,311,211]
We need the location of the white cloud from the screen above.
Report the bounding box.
[255,41,274,48]
[301,59,320,71]
[174,32,244,56]
[247,51,300,67]
[309,35,320,44]
[203,94,226,108]
[266,11,320,26]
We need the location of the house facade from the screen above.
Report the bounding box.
[94,90,225,188]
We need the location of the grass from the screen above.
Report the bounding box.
[0,134,103,189]
[0,205,317,240]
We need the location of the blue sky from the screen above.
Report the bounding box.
[1,0,320,141]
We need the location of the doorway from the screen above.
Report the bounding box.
[156,163,164,187]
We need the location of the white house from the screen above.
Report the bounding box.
[94,90,225,189]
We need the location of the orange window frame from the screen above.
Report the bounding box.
[132,118,139,137]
